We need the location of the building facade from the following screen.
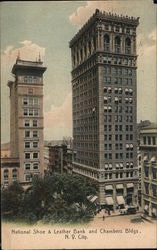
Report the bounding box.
[140,124,157,218]
[70,9,139,208]
[8,55,46,183]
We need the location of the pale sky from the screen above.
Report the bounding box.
[1,0,157,143]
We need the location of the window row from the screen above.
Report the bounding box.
[104,35,132,54]
[24,119,38,127]
[23,97,39,105]
[25,163,39,170]
[103,56,136,66]
[25,141,38,149]
[25,130,38,138]
[23,76,38,83]
[3,169,17,180]
[24,109,39,116]
[104,77,133,85]
[103,66,133,75]
[143,136,156,146]
[25,152,39,159]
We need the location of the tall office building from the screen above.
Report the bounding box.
[140,124,157,218]
[70,9,139,208]
[8,54,46,183]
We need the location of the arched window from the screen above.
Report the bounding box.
[88,41,91,55]
[115,36,121,53]
[84,45,87,58]
[93,36,96,51]
[12,169,17,179]
[80,48,83,62]
[77,50,79,64]
[73,48,75,66]
[104,34,110,52]
[125,37,131,54]
[4,169,9,180]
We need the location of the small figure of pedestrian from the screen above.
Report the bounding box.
[102,215,105,221]
[108,209,110,215]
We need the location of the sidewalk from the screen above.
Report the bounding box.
[96,208,141,219]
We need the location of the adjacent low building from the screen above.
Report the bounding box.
[140,123,157,218]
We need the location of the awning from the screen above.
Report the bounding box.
[104,97,107,100]
[126,162,129,166]
[150,156,156,162]
[105,164,108,170]
[108,87,111,91]
[126,144,129,148]
[109,164,112,169]
[105,185,113,190]
[90,195,98,203]
[130,144,133,148]
[115,97,119,101]
[129,89,133,93]
[115,88,118,91]
[127,183,134,188]
[116,184,123,189]
[104,106,107,110]
[108,106,112,110]
[116,164,119,169]
[120,163,123,168]
[117,196,125,205]
[125,98,129,101]
[130,163,133,167]
[125,88,129,92]
[105,196,114,205]
[129,98,133,102]
[144,205,149,211]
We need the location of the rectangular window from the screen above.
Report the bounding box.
[104,135,107,141]
[33,120,38,127]
[33,141,38,148]
[25,153,30,159]
[109,144,112,150]
[24,109,28,116]
[25,141,30,148]
[33,152,38,159]
[25,131,30,138]
[34,98,38,105]
[33,131,38,137]
[119,135,122,140]
[25,163,31,170]
[143,136,146,145]
[34,109,39,116]
[25,120,30,127]
[23,98,28,105]
[109,135,112,141]
[29,98,33,105]
[108,115,112,122]
[108,125,112,131]
[109,153,112,159]
[104,144,107,150]
[33,163,39,170]
[120,153,123,159]
[152,137,156,145]
[29,109,33,116]
[104,153,108,160]
[148,136,151,145]
[115,153,119,159]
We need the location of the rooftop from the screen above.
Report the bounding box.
[12,58,47,74]
[69,9,139,47]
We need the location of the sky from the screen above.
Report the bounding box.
[1,0,157,143]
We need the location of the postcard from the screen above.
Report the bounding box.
[1,0,157,249]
